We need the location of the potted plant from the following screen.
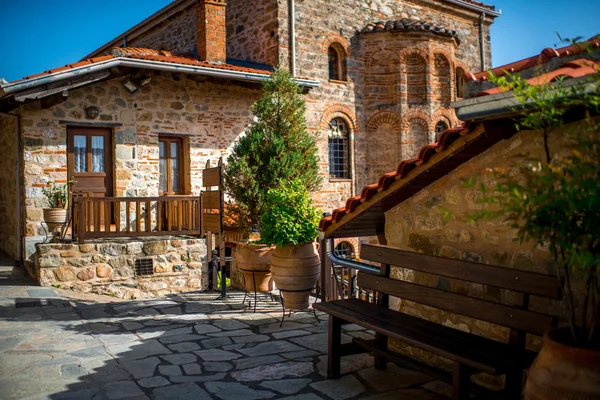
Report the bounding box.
[478,38,600,399]
[260,180,322,310]
[41,181,72,234]
[224,67,321,292]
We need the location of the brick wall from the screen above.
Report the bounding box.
[197,0,227,63]
[0,114,19,260]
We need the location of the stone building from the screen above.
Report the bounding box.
[0,0,499,293]
[319,37,599,383]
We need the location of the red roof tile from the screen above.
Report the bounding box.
[362,19,460,44]
[319,123,474,233]
[473,37,600,82]
[110,48,272,75]
[476,59,600,97]
[13,48,271,84]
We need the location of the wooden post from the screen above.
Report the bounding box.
[327,315,342,379]
[77,197,85,244]
[320,237,330,301]
[374,262,391,370]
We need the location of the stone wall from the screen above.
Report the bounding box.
[0,113,19,260]
[34,237,208,299]
[383,126,566,381]
[19,72,261,247]
[128,6,198,55]
[227,0,279,66]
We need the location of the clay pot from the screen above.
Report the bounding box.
[524,327,600,399]
[271,242,320,310]
[43,208,68,233]
[234,242,275,292]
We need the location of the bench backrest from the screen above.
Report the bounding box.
[358,244,560,337]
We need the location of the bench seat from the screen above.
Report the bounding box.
[316,298,537,375]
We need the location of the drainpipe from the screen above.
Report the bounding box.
[326,237,380,274]
[479,11,487,71]
[0,112,22,263]
[289,0,296,76]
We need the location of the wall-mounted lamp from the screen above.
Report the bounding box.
[122,79,138,93]
[85,106,99,119]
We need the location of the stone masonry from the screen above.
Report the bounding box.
[34,237,208,299]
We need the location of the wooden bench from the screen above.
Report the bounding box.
[315,244,560,400]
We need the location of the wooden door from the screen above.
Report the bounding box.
[67,128,113,230]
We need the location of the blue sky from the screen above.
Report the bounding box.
[0,0,598,82]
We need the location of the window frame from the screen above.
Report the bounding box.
[159,136,184,196]
[435,120,449,142]
[328,45,347,82]
[328,117,351,180]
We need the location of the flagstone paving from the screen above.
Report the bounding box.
[0,263,452,400]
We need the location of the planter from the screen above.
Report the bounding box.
[234,242,275,292]
[43,208,68,233]
[524,327,600,399]
[271,242,320,310]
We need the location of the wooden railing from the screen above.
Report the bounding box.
[73,195,203,243]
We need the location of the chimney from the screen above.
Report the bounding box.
[197,0,227,63]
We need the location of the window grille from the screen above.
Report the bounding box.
[328,118,350,179]
[435,121,449,142]
[334,241,354,259]
[135,258,154,277]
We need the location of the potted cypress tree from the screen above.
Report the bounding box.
[260,180,322,310]
[478,38,600,399]
[224,67,321,292]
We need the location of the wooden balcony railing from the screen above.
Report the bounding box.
[73,195,203,243]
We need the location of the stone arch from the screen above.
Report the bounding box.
[366,111,402,183]
[320,104,357,132]
[365,49,401,113]
[433,54,452,107]
[322,35,351,56]
[403,52,428,106]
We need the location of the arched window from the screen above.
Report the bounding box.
[456,67,465,99]
[334,241,354,259]
[328,45,347,81]
[434,54,451,107]
[435,120,449,142]
[328,118,350,179]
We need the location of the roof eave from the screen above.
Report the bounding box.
[1,58,319,97]
[453,75,599,121]
[443,0,500,17]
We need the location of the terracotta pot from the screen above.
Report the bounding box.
[524,327,600,399]
[271,242,320,310]
[234,242,275,292]
[43,208,68,233]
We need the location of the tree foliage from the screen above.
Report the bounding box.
[260,180,321,247]
[479,36,600,347]
[224,67,321,229]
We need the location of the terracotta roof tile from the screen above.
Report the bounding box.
[362,18,460,43]
[473,36,600,82]
[319,122,473,233]
[475,58,599,97]
[110,47,272,75]
[13,48,271,84]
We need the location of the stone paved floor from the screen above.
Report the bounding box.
[0,260,452,400]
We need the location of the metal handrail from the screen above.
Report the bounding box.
[326,238,380,274]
